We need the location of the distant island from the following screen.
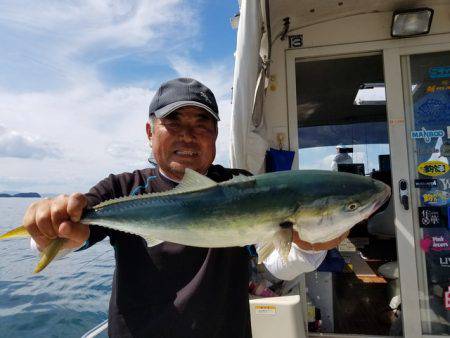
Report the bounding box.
[0,192,41,198]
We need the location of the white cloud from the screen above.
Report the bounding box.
[0,58,234,193]
[0,125,62,159]
[0,0,236,193]
[0,0,200,91]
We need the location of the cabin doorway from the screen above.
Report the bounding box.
[295,53,402,336]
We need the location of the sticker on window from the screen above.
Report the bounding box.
[420,233,450,252]
[415,179,438,188]
[429,66,450,79]
[418,207,445,228]
[418,161,450,177]
[411,128,445,143]
[421,190,449,206]
[417,99,447,124]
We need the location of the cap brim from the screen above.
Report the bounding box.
[152,101,220,121]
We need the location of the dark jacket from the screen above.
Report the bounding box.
[83,165,253,338]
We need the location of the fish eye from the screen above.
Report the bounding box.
[345,201,360,212]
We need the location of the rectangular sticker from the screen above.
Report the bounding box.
[420,232,450,252]
[254,305,277,315]
[418,207,445,228]
[429,66,450,79]
[415,179,438,188]
[421,190,449,206]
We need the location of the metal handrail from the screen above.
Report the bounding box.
[81,319,108,338]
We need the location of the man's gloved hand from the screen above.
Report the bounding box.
[293,230,349,252]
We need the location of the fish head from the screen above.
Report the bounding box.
[289,171,391,244]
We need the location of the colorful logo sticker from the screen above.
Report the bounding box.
[418,161,450,177]
[429,66,450,79]
[418,207,445,228]
[417,99,447,123]
[421,190,449,206]
[426,82,450,93]
[420,233,450,252]
[411,128,445,143]
[445,286,450,310]
[415,179,438,189]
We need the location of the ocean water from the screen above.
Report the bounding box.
[0,198,114,338]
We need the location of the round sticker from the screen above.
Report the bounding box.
[418,161,450,177]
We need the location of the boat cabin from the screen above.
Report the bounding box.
[231,1,450,337]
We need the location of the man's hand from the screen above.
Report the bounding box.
[293,230,349,251]
[23,193,90,252]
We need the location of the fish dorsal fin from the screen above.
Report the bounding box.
[177,168,217,191]
[93,169,217,210]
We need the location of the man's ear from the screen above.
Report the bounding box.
[146,121,152,140]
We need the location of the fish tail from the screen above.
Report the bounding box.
[257,227,293,264]
[0,225,30,240]
[34,238,67,273]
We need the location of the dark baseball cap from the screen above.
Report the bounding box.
[149,78,219,121]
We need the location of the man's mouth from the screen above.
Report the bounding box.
[174,150,199,157]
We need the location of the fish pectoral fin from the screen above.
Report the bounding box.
[257,240,274,265]
[273,227,293,263]
[143,236,164,248]
[257,226,293,264]
[0,225,30,240]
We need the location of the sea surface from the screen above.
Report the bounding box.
[0,198,114,338]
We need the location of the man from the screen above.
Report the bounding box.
[331,144,353,171]
[25,78,346,337]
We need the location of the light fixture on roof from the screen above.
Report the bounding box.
[391,8,434,38]
[354,83,386,106]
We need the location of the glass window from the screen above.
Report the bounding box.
[406,50,450,335]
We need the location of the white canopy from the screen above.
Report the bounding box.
[230,0,269,173]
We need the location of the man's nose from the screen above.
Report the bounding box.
[178,126,195,142]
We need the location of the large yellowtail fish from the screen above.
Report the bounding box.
[0,169,390,273]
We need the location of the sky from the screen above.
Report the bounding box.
[0,0,239,194]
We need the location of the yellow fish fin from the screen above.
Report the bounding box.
[0,225,30,239]
[34,238,67,273]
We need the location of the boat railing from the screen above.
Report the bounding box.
[81,319,108,338]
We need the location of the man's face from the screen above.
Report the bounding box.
[146,106,218,180]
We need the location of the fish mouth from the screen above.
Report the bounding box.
[370,185,392,214]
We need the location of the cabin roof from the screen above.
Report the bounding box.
[267,0,447,28]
